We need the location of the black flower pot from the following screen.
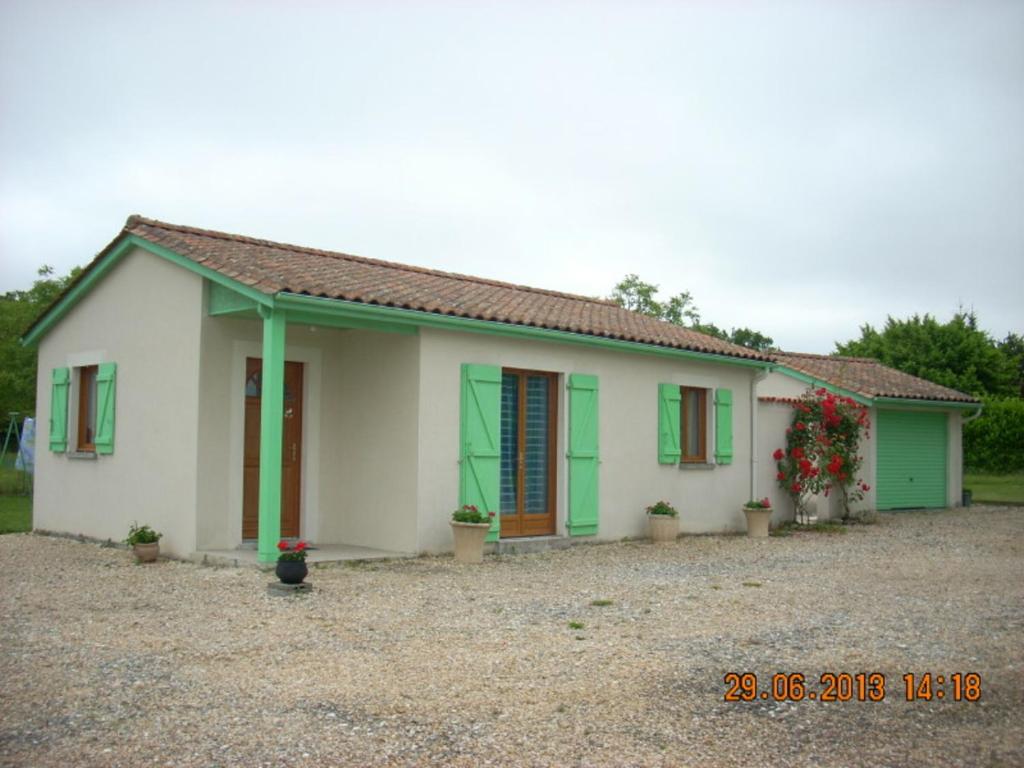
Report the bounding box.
[275,560,308,584]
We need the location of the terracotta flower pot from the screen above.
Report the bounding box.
[743,507,773,538]
[132,542,160,563]
[648,514,679,543]
[450,521,491,564]
[275,560,308,584]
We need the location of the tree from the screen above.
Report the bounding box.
[998,332,1024,398]
[610,275,775,351]
[0,265,80,424]
[835,311,1017,398]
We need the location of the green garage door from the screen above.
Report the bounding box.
[876,410,948,510]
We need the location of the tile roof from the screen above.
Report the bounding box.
[773,351,979,404]
[110,215,769,362]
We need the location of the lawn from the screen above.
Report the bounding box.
[0,495,32,534]
[964,472,1024,505]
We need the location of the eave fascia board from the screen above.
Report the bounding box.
[21,233,273,346]
[772,365,874,406]
[276,292,773,369]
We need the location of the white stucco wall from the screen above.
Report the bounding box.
[194,313,420,554]
[415,327,762,553]
[33,247,204,556]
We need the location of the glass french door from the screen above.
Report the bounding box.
[500,369,558,537]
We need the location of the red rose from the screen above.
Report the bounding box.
[760,497,771,507]
[295,541,307,551]
[795,422,806,431]
[798,459,812,477]
[772,448,785,461]
[792,446,804,460]
[277,540,289,551]
[790,481,802,494]
[776,471,786,481]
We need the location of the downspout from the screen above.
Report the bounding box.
[962,406,983,425]
[750,366,771,501]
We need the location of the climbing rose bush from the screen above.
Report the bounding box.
[774,388,871,522]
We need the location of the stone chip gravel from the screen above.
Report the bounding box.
[1,506,1021,767]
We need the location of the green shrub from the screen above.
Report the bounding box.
[964,398,1024,473]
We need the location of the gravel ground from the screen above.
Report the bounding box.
[1,506,1022,768]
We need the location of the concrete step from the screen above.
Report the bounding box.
[494,536,574,555]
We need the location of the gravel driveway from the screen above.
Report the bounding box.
[1,506,1021,767]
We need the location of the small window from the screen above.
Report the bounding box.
[77,365,99,451]
[680,386,707,463]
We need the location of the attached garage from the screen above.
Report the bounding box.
[758,352,981,519]
[876,410,947,509]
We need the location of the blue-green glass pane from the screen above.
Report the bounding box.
[500,374,519,515]
[524,376,550,514]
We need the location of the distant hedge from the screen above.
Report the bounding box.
[964,398,1024,473]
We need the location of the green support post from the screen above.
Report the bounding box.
[257,306,286,563]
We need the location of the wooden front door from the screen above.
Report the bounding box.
[499,369,557,537]
[242,358,304,539]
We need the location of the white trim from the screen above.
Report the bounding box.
[227,340,323,548]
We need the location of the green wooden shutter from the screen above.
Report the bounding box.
[714,388,733,465]
[567,373,599,536]
[658,383,681,464]
[49,367,70,452]
[95,362,117,455]
[460,363,502,542]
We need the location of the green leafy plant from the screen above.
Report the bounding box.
[277,540,308,562]
[645,500,678,517]
[743,497,772,509]
[590,599,613,607]
[568,621,585,630]
[451,504,494,525]
[124,522,162,546]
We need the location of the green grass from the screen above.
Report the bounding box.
[0,495,32,534]
[964,473,1024,505]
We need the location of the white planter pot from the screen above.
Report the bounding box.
[648,514,679,543]
[743,507,773,538]
[450,521,491,563]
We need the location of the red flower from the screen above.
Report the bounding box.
[295,541,307,551]
[277,540,289,551]
[488,511,496,518]
[827,454,843,475]
[861,483,871,492]
[772,448,785,461]
[790,481,802,494]
[792,446,805,460]
[776,471,786,481]
[798,459,812,477]
[760,497,771,507]
[795,421,806,431]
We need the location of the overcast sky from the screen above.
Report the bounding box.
[1,1,1021,352]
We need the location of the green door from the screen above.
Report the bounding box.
[876,410,948,510]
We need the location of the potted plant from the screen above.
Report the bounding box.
[125,522,162,563]
[646,500,679,542]
[276,540,309,584]
[450,505,495,563]
[742,498,773,538]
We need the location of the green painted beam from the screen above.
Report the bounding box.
[275,293,773,370]
[257,306,286,563]
[874,397,982,411]
[21,233,273,346]
[208,282,261,316]
[283,308,417,335]
[772,365,873,406]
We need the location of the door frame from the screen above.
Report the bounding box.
[500,367,559,538]
[227,340,322,548]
